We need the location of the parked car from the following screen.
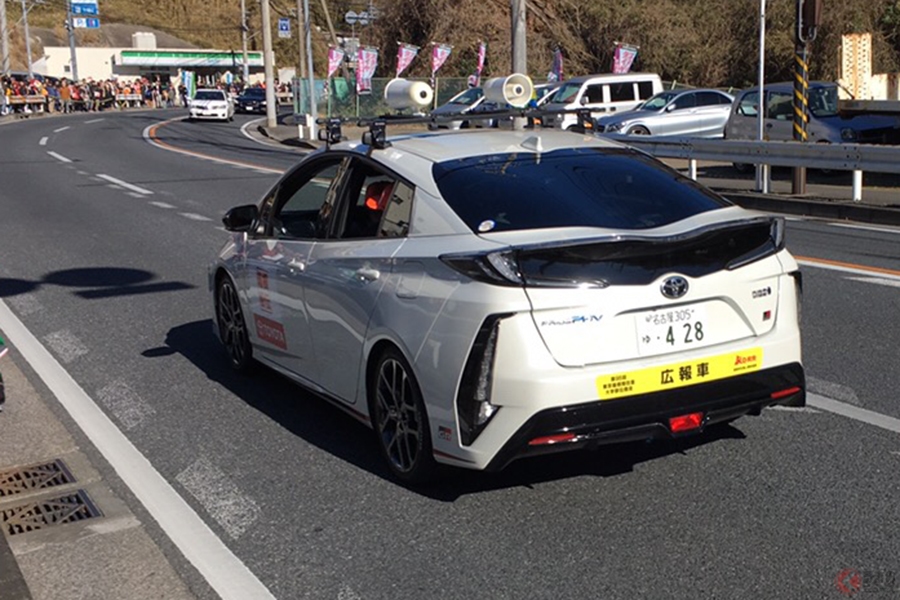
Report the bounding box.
[188,89,234,122]
[428,87,485,130]
[725,81,900,144]
[540,72,663,130]
[210,126,805,483]
[596,89,734,137]
[235,87,267,114]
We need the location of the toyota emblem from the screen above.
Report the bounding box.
[661,276,689,299]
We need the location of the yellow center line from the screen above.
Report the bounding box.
[796,255,900,278]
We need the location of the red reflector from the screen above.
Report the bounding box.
[528,432,576,446]
[669,412,704,433]
[771,386,802,400]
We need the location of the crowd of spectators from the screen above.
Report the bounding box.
[0,75,191,117]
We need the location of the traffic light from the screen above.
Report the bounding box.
[798,0,823,42]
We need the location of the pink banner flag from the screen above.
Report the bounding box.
[396,43,419,78]
[357,46,379,94]
[548,48,564,82]
[431,43,452,75]
[327,47,344,79]
[467,42,487,88]
[612,43,638,74]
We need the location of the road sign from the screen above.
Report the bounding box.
[73,17,100,28]
[278,18,290,39]
[344,10,358,25]
[71,3,99,16]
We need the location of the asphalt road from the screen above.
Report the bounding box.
[1,109,900,600]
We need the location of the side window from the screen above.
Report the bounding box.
[767,92,793,120]
[609,82,636,102]
[338,164,414,239]
[737,92,759,117]
[637,81,656,100]
[271,158,344,239]
[583,84,605,104]
[697,91,726,106]
[672,92,697,110]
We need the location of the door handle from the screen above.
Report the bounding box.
[356,268,380,282]
[288,259,305,273]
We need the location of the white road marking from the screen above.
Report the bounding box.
[150,201,176,209]
[96,174,153,195]
[96,380,156,430]
[807,376,860,406]
[85,118,105,124]
[43,330,89,364]
[39,136,48,146]
[797,259,900,282]
[808,393,900,436]
[179,212,212,221]
[77,170,89,175]
[828,222,900,235]
[127,192,145,198]
[176,458,261,540]
[769,405,821,414]
[0,299,276,600]
[5,293,43,316]
[845,276,900,289]
[338,585,363,600]
[53,126,70,133]
[47,151,72,163]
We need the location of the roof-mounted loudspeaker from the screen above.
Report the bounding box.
[483,73,534,109]
[384,79,435,110]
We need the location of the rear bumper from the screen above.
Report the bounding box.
[485,361,804,471]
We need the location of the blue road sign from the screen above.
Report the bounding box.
[73,17,101,28]
[278,18,291,39]
[71,4,99,15]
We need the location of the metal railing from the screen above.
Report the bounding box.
[603,134,900,202]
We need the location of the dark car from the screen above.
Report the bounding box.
[235,87,267,114]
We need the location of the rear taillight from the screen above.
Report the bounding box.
[669,412,704,434]
[441,251,523,286]
[457,316,506,445]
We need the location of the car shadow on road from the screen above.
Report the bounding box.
[0,267,194,300]
[159,319,751,501]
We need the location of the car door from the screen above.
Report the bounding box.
[658,91,698,136]
[725,90,760,140]
[694,91,732,137]
[244,155,347,380]
[764,91,794,141]
[302,157,414,404]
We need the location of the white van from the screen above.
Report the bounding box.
[541,73,663,130]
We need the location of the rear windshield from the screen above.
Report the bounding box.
[432,148,729,233]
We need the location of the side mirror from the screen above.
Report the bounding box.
[579,96,589,106]
[222,204,259,232]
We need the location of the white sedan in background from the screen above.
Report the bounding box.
[209,126,804,483]
[188,88,234,122]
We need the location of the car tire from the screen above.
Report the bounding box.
[733,162,753,174]
[216,275,254,372]
[628,125,650,135]
[368,347,436,484]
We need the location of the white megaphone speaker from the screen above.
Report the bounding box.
[482,73,534,108]
[384,78,435,110]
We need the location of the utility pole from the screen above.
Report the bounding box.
[304,0,316,137]
[792,0,822,195]
[1,0,10,77]
[260,0,277,128]
[510,0,527,130]
[756,0,769,194]
[296,0,306,79]
[21,0,33,79]
[66,0,78,81]
[240,0,249,83]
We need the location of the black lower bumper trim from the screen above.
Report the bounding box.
[486,362,804,471]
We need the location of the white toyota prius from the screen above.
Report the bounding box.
[209,126,804,483]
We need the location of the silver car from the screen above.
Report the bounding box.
[597,89,734,137]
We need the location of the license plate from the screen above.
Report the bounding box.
[636,305,709,356]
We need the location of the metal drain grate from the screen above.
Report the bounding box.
[0,459,75,498]
[2,490,102,535]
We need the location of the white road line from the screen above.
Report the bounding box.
[808,393,900,436]
[179,212,212,221]
[47,151,72,163]
[807,376,860,405]
[845,275,900,289]
[0,299,277,600]
[797,259,900,282]
[127,192,145,199]
[96,380,156,430]
[85,118,105,124]
[828,222,900,235]
[150,201,176,209]
[96,174,153,195]
[43,330,89,364]
[53,126,70,133]
[176,458,261,540]
[5,293,43,316]
[39,136,48,146]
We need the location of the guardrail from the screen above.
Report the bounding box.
[603,134,900,202]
